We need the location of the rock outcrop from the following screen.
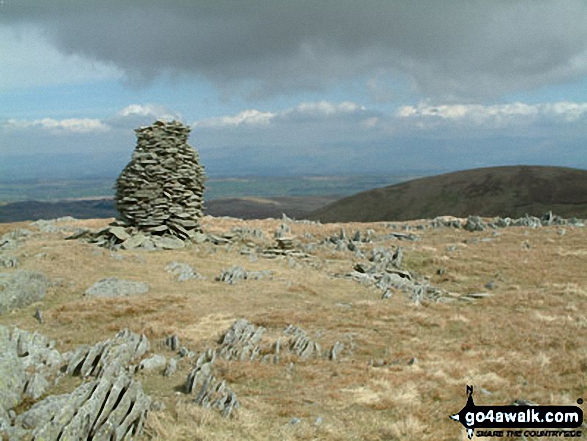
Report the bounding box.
[0,271,47,315]
[0,326,153,440]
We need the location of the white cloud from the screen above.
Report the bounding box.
[193,109,276,129]
[193,101,367,130]
[115,104,180,121]
[3,118,109,133]
[284,101,366,118]
[1,103,180,135]
[396,101,587,127]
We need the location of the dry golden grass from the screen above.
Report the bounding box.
[0,216,586,440]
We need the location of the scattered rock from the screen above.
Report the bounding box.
[464,215,486,232]
[138,354,167,373]
[64,329,150,377]
[216,266,272,284]
[184,362,239,417]
[0,271,47,315]
[0,255,18,268]
[163,358,177,377]
[329,341,344,361]
[84,277,149,298]
[284,325,321,360]
[164,334,180,351]
[165,262,203,281]
[16,367,151,440]
[33,308,43,324]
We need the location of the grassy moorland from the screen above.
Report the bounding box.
[0,215,585,440]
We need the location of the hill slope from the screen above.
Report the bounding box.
[308,165,587,222]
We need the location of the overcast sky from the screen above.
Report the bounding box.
[2,1,587,180]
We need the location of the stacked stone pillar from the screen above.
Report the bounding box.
[115,120,205,240]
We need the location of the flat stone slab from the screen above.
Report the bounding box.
[153,236,185,250]
[84,277,149,298]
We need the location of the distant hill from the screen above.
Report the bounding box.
[307,165,587,222]
[0,196,338,223]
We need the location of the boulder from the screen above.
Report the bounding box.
[0,271,47,315]
[84,277,149,298]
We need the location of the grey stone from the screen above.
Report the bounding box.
[216,266,271,284]
[0,255,18,268]
[85,277,149,298]
[17,369,151,440]
[381,289,393,299]
[109,226,130,241]
[64,329,150,378]
[0,326,25,411]
[121,233,147,250]
[329,341,344,361]
[163,358,177,377]
[33,307,43,324]
[184,363,239,417]
[138,354,167,372]
[465,215,486,232]
[23,373,49,400]
[0,270,47,315]
[164,334,180,351]
[154,236,186,250]
[165,262,202,281]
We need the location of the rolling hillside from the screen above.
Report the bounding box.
[308,165,587,222]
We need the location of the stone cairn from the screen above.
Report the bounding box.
[81,120,206,249]
[116,120,206,239]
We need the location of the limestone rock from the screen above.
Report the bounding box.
[184,362,239,417]
[85,277,149,298]
[218,319,266,361]
[284,325,321,359]
[65,329,150,377]
[0,271,47,315]
[16,369,151,440]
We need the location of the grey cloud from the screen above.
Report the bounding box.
[3,1,587,100]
